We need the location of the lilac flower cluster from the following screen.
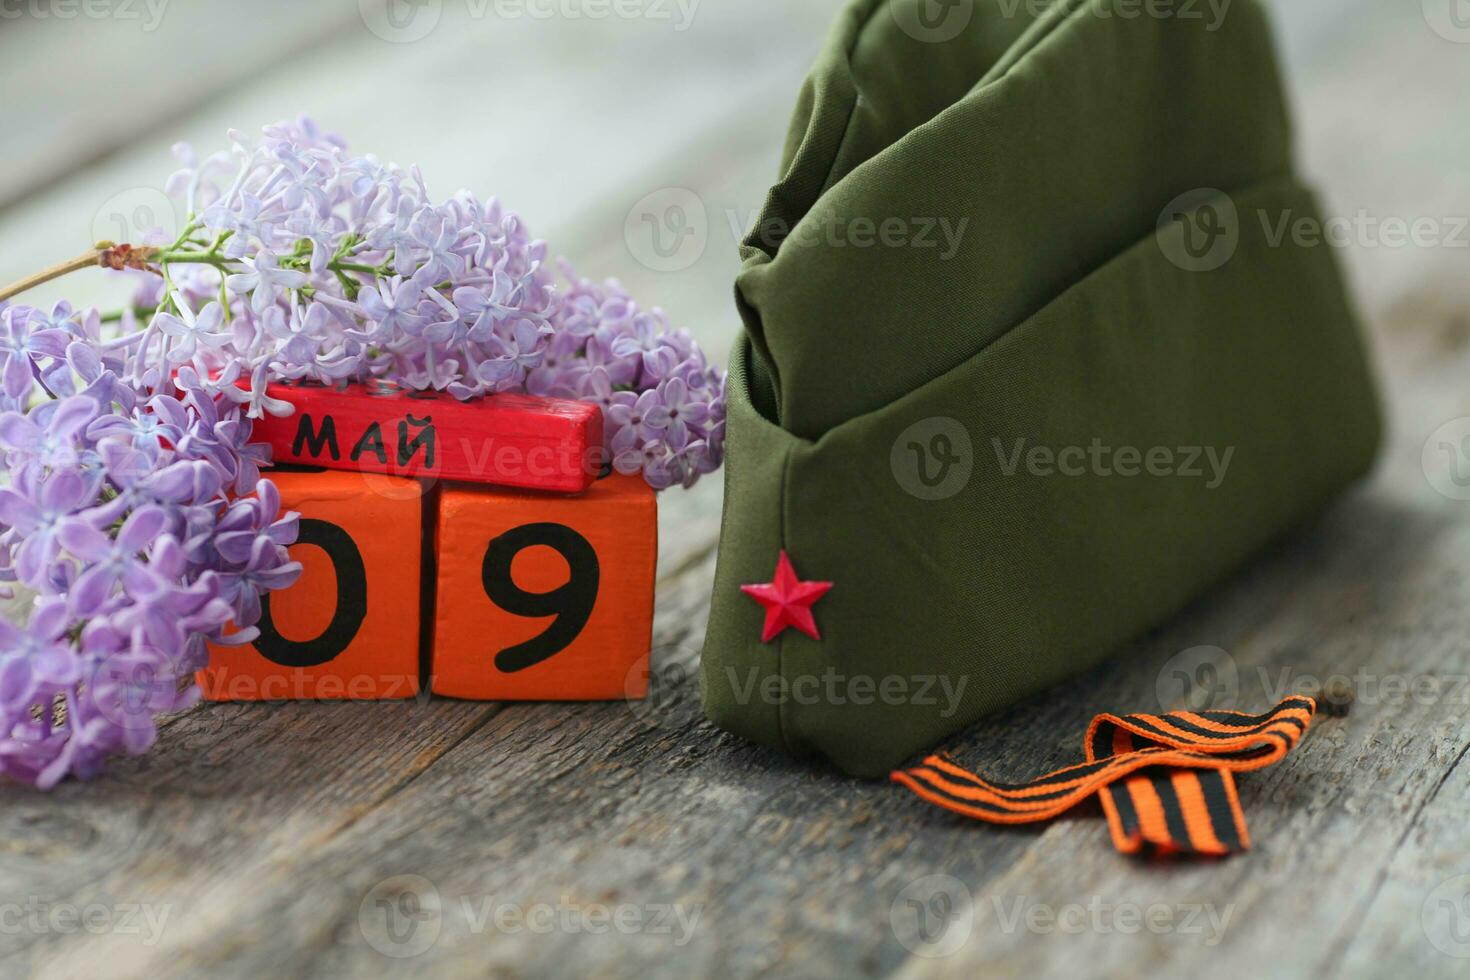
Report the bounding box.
[146,117,725,488]
[534,267,724,489]
[0,302,300,787]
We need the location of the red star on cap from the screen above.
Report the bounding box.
[740,550,833,643]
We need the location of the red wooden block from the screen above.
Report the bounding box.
[199,469,423,701]
[430,475,656,700]
[248,382,604,492]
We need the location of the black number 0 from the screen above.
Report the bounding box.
[255,519,368,668]
[481,523,600,673]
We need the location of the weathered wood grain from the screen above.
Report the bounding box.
[0,2,363,213]
[2,2,1469,979]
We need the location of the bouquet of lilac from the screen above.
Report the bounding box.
[0,118,725,787]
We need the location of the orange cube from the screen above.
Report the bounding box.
[199,469,423,700]
[431,475,656,700]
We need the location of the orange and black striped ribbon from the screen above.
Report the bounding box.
[890,696,1315,856]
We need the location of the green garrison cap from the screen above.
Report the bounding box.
[701,0,1382,777]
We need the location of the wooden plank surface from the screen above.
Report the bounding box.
[0,2,365,212]
[2,2,1469,978]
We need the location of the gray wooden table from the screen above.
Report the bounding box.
[2,2,1469,977]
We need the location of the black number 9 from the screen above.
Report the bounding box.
[481,523,600,673]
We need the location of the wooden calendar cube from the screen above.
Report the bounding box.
[247,381,604,492]
[199,469,423,700]
[430,475,656,700]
